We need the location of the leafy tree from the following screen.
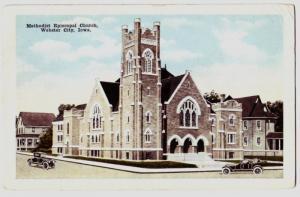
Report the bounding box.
[266,100,283,132]
[33,127,53,154]
[204,90,221,103]
[58,104,75,114]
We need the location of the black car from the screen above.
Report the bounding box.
[222,159,263,175]
[27,152,55,170]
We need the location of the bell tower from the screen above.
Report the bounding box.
[119,18,162,160]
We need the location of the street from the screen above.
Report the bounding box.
[16,154,283,179]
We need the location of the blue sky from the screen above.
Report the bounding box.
[16,15,283,113]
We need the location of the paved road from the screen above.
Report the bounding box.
[16,154,283,179]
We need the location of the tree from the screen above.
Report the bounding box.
[58,104,75,114]
[33,127,53,154]
[203,90,221,103]
[266,100,283,132]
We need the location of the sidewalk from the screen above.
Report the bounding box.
[17,152,283,173]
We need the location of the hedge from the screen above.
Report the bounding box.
[64,156,198,168]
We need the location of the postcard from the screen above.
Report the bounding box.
[1,3,296,190]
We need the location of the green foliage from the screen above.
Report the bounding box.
[33,127,53,153]
[58,104,75,114]
[266,100,283,132]
[203,90,221,103]
[64,156,198,168]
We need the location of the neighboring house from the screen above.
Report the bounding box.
[16,112,55,151]
[225,95,282,157]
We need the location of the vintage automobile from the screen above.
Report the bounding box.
[27,152,56,170]
[222,159,263,175]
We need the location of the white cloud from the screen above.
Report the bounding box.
[193,62,283,102]
[161,18,202,29]
[17,59,39,73]
[162,49,202,63]
[17,59,120,114]
[213,18,269,64]
[30,35,121,62]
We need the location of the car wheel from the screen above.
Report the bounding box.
[43,162,49,170]
[28,160,32,166]
[253,167,263,174]
[222,167,231,175]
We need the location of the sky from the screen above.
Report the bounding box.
[16,15,283,114]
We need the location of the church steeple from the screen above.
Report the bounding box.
[119,18,162,160]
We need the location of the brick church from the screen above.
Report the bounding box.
[51,19,280,161]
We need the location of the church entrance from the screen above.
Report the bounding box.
[170,139,179,153]
[197,139,205,152]
[183,138,193,153]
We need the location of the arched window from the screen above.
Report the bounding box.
[126,51,133,74]
[229,114,235,126]
[116,133,120,143]
[178,98,200,128]
[144,129,152,143]
[126,131,130,143]
[142,49,153,73]
[145,111,152,123]
[67,123,69,134]
[92,105,102,129]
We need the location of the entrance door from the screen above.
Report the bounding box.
[197,139,205,152]
[170,139,179,153]
[183,138,192,153]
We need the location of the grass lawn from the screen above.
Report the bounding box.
[64,156,198,169]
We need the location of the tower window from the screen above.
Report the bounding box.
[145,111,152,123]
[126,51,133,74]
[142,49,153,73]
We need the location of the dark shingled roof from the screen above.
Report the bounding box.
[266,132,283,139]
[75,104,87,110]
[19,112,55,127]
[161,74,185,103]
[161,67,175,80]
[100,81,120,111]
[232,95,277,118]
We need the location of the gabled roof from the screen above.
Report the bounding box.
[100,81,120,112]
[19,112,55,127]
[161,74,185,103]
[232,95,277,118]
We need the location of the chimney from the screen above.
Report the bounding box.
[220,94,225,102]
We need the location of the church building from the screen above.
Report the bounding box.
[52,19,249,161]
